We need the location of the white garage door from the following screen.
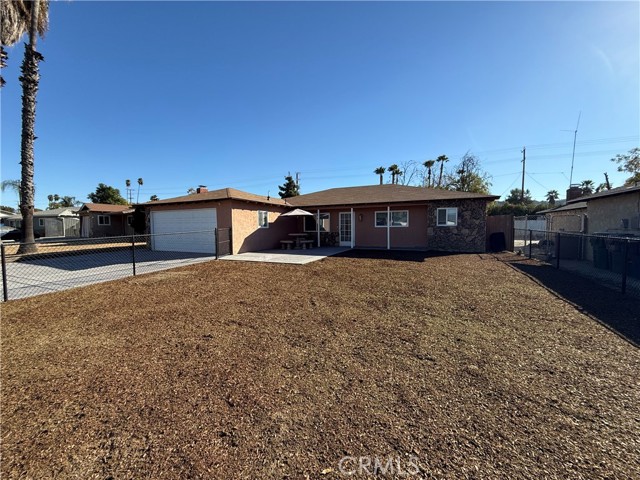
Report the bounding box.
[151,209,217,254]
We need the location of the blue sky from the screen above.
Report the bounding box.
[1,1,638,209]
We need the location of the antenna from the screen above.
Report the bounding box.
[562,111,581,186]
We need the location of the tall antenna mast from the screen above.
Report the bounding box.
[563,111,581,186]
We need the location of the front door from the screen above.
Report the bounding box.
[339,212,352,247]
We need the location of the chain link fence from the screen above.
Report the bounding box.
[1,229,231,301]
[514,229,640,297]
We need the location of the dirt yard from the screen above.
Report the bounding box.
[2,252,639,478]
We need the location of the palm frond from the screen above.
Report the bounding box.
[1,0,49,47]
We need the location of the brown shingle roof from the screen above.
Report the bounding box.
[143,188,288,207]
[288,184,499,208]
[566,184,640,204]
[79,203,132,213]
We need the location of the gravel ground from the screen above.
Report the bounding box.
[2,252,639,479]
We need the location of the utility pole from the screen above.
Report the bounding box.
[295,172,300,188]
[521,146,526,203]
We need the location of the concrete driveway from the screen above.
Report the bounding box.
[4,249,216,300]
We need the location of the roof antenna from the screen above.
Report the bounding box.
[562,111,581,187]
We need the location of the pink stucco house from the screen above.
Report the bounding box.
[143,184,498,255]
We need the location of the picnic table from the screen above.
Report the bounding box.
[289,233,307,249]
[280,233,315,250]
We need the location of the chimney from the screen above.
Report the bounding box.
[566,184,583,201]
[196,185,208,194]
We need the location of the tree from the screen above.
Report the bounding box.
[443,152,491,194]
[137,177,143,203]
[505,188,533,205]
[1,0,49,253]
[278,175,300,199]
[545,190,559,205]
[387,164,400,184]
[149,195,159,201]
[1,179,21,195]
[580,179,595,195]
[87,183,128,205]
[0,205,16,213]
[396,160,422,186]
[436,155,448,188]
[611,147,640,185]
[488,201,549,217]
[374,166,386,185]
[423,160,436,187]
[47,194,79,209]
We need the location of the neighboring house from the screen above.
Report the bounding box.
[78,203,135,237]
[539,202,588,233]
[566,184,640,235]
[541,184,640,236]
[1,207,81,238]
[143,184,498,254]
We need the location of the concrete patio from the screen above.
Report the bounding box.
[219,246,350,265]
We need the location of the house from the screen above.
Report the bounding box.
[1,207,81,238]
[142,187,295,254]
[78,203,135,237]
[143,184,498,254]
[539,202,588,233]
[565,184,640,235]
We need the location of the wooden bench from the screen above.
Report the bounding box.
[300,240,315,249]
[280,240,294,250]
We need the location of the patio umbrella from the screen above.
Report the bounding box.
[279,208,314,217]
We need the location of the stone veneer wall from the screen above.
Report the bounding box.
[426,199,489,253]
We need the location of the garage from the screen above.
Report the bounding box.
[150,208,217,254]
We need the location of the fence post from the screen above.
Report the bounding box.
[1,243,8,302]
[555,232,561,269]
[528,230,533,259]
[215,228,219,260]
[621,239,629,295]
[131,234,136,276]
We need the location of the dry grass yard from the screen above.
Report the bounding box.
[2,252,639,479]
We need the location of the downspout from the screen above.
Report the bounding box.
[350,207,354,248]
[387,205,390,250]
[317,209,320,247]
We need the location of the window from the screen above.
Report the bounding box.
[38,218,45,227]
[437,208,458,226]
[304,213,330,232]
[375,210,409,227]
[258,210,269,228]
[127,215,134,226]
[97,215,111,226]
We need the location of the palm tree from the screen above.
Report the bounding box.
[2,0,49,253]
[436,155,448,188]
[388,164,400,184]
[1,1,48,87]
[545,189,559,206]
[374,166,386,185]
[580,179,595,195]
[1,179,21,195]
[423,160,436,187]
[137,178,143,203]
